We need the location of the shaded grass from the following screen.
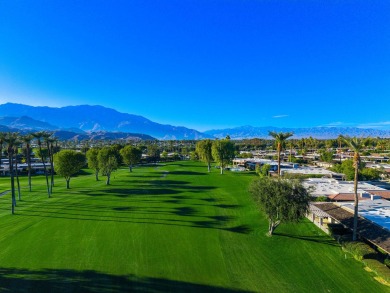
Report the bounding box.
[0,161,387,292]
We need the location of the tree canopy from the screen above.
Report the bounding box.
[196,139,213,172]
[54,150,86,189]
[212,139,235,174]
[98,147,119,185]
[120,145,142,172]
[250,176,311,236]
[87,148,100,181]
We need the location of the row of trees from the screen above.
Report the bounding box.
[195,138,236,174]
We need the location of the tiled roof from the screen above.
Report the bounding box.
[366,190,390,199]
[328,193,369,202]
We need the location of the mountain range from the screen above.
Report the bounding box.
[1,103,390,140]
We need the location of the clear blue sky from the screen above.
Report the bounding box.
[0,0,389,131]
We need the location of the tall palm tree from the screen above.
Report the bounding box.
[343,136,364,241]
[14,142,23,201]
[33,131,51,198]
[268,131,294,176]
[22,134,34,191]
[46,136,57,190]
[0,132,5,176]
[4,133,19,214]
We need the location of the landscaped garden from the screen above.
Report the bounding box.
[0,161,387,292]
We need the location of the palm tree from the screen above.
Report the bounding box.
[46,136,57,190]
[343,136,364,241]
[268,131,294,176]
[22,134,33,191]
[4,133,19,214]
[0,132,5,176]
[14,143,22,201]
[33,131,51,198]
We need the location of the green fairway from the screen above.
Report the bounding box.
[0,161,387,292]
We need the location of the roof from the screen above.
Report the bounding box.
[366,190,390,200]
[304,179,386,197]
[328,193,370,202]
[340,199,390,231]
[313,202,390,253]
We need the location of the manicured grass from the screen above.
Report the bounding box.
[0,161,387,292]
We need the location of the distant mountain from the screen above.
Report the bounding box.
[51,130,155,141]
[0,116,61,131]
[0,103,209,140]
[205,125,390,139]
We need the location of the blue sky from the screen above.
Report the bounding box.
[0,0,389,131]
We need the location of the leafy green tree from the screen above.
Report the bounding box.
[54,150,86,189]
[360,168,381,181]
[250,177,311,236]
[343,136,364,241]
[120,145,142,172]
[196,139,213,172]
[268,131,294,176]
[212,139,235,175]
[256,163,271,177]
[319,150,334,163]
[86,148,100,181]
[98,147,119,185]
[147,144,160,164]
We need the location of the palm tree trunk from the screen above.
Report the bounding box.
[353,164,359,241]
[38,144,51,198]
[27,144,32,191]
[277,143,281,176]
[8,150,16,214]
[15,154,21,201]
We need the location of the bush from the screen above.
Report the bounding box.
[342,241,376,261]
[363,258,390,284]
[384,258,390,268]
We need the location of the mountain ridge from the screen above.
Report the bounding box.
[1,103,390,139]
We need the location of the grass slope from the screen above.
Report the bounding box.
[0,161,387,292]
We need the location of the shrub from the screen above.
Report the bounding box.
[363,258,390,285]
[342,241,376,261]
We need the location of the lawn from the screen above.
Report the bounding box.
[0,161,387,292]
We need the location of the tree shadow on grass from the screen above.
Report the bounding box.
[168,171,206,176]
[0,267,253,293]
[273,232,340,247]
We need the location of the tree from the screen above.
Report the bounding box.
[250,176,311,236]
[0,132,5,176]
[120,145,142,172]
[4,133,19,214]
[212,139,235,175]
[147,144,160,164]
[268,131,294,176]
[54,150,86,189]
[196,139,213,172]
[87,148,100,181]
[33,131,51,198]
[98,147,118,185]
[14,143,22,201]
[256,163,271,177]
[319,150,334,163]
[22,134,33,191]
[343,136,364,241]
